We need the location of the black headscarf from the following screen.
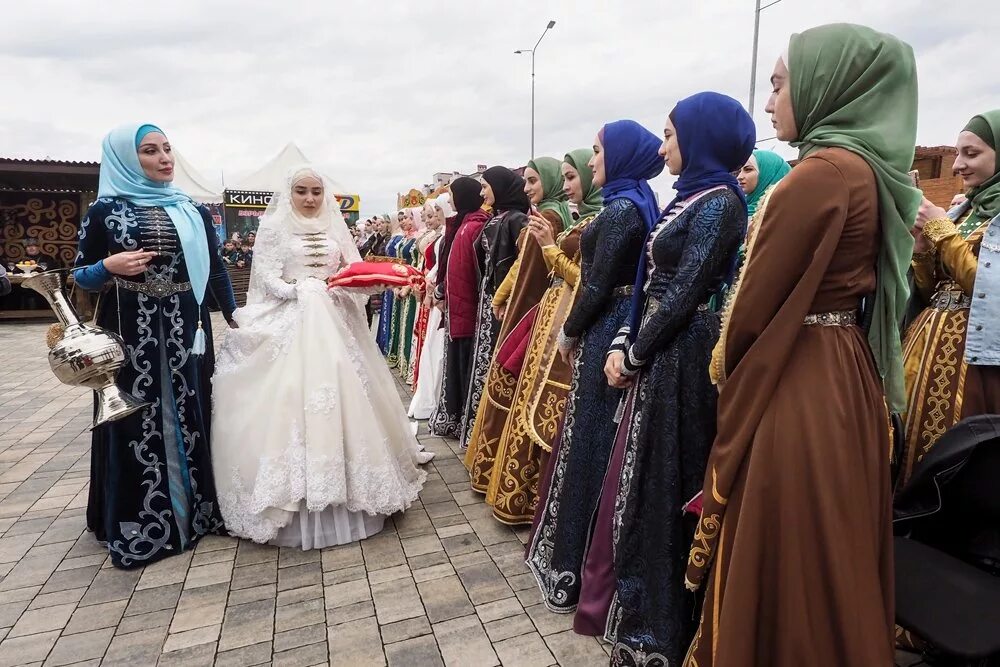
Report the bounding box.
[482,166,530,214]
[437,176,485,292]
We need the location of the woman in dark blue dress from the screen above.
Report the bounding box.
[527,120,663,617]
[73,123,236,569]
[589,93,755,666]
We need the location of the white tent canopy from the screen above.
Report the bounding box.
[230,142,350,194]
[171,150,223,204]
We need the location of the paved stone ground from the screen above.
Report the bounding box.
[0,317,614,667]
[0,318,928,667]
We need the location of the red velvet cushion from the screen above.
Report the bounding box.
[327,261,424,290]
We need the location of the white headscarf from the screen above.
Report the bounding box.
[434,193,456,218]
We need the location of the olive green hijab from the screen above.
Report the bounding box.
[527,157,573,230]
[789,23,921,412]
[963,110,1000,223]
[563,148,604,219]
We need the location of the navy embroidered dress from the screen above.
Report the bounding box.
[527,198,646,613]
[75,197,236,569]
[593,188,744,666]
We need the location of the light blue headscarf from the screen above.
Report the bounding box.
[98,123,210,353]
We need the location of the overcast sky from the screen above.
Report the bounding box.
[2,0,998,216]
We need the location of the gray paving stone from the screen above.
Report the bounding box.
[324,564,367,586]
[324,578,371,610]
[475,597,524,624]
[525,603,575,637]
[278,546,321,569]
[455,560,514,605]
[372,578,425,625]
[135,551,193,590]
[543,629,610,666]
[484,613,537,642]
[231,561,277,590]
[0,598,30,627]
[423,500,462,519]
[277,561,322,592]
[161,623,220,652]
[506,572,538,592]
[394,509,435,539]
[406,551,451,571]
[320,543,362,571]
[432,614,499,667]
[275,596,325,633]
[234,541,278,567]
[361,533,406,570]
[0,586,41,605]
[78,568,140,607]
[8,600,75,637]
[401,533,444,558]
[0,629,60,666]
[48,627,123,666]
[277,583,324,607]
[183,560,233,589]
[63,599,127,635]
[379,615,432,645]
[214,640,272,667]
[114,609,174,636]
[412,563,455,584]
[38,563,99,594]
[273,640,329,667]
[327,616,384,667]
[156,640,217,667]
[326,599,375,625]
[273,622,327,653]
[226,582,274,607]
[435,522,474,539]
[440,532,484,558]
[25,585,86,610]
[494,631,556,667]
[416,575,473,624]
[218,598,275,652]
[170,581,229,632]
[385,634,444,667]
[189,546,235,567]
[124,583,182,617]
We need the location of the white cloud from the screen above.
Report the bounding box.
[1,0,997,215]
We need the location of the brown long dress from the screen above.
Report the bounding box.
[483,223,585,524]
[463,210,562,511]
[684,148,894,667]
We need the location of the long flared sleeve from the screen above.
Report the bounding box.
[541,244,581,287]
[250,226,297,301]
[910,251,938,304]
[621,194,743,373]
[923,217,981,296]
[200,208,237,321]
[493,256,521,308]
[562,200,641,339]
[72,200,113,291]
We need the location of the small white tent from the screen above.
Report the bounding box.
[171,150,223,204]
[231,143,350,194]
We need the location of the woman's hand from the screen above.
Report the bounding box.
[913,197,947,253]
[604,351,633,388]
[492,302,507,322]
[558,339,576,365]
[102,250,157,276]
[527,215,555,247]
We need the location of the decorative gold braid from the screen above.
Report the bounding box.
[923,217,960,245]
[710,184,779,385]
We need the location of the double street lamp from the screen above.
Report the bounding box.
[515,20,556,160]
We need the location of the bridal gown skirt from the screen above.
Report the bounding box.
[212,286,427,549]
[408,306,445,420]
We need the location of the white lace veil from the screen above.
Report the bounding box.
[245,164,361,306]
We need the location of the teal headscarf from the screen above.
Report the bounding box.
[789,23,921,412]
[746,150,791,216]
[564,149,603,218]
[527,157,573,229]
[98,123,211,352]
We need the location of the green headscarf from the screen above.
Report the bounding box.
[789,23,921,412]
[963,110,1000,223]
[527,157,573,229]
[564,148,604,219]
[746,150,791,216]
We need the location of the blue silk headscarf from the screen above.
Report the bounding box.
[600,119,665,232]
[98,123,210,319]
[626,92,756,333]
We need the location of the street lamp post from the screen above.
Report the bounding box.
[748,0,783,115]
[515,20,556,160]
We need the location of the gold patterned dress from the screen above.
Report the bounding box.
[481,218,589,524]
[900,209,1000,484]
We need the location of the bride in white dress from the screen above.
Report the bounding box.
[212,165,429,549]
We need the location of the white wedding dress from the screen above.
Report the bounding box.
[408,236,446,420]
[212,169,427,548]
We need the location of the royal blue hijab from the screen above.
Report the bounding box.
[626,92,756,334]
[600,120,665,231]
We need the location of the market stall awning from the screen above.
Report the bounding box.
[172,150,223,204]
[0,158,99,193]
[231,143,351,193]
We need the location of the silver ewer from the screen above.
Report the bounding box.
[23,270,149,429]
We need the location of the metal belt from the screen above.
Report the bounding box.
[116,277,192,298]
[929,289,971,311]
[613,285,634,298]
[803,310,857,327]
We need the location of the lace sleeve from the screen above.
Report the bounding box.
[563,200,642,339]
[248,226,296,301]
[623,193,743,373]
